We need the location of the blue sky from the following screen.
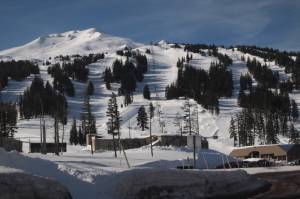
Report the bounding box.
[0,0,299,51]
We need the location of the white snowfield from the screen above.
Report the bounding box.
[0,28,141,60]
[0,28,299,198]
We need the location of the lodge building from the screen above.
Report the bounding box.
[230,144,300,162]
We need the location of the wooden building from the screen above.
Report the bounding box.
[230,144,300,162]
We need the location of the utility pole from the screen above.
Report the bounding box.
[42,119,46,154]
[196,106,200,135]
[40,116,42,151]
[54,115,59,156]
[128,119,131,138]
[61,122,65,155]
[40,98,46,154]
[193,135,196,169]
[90,124,93,155]
[61,98,65,155]
[149,116,153,157]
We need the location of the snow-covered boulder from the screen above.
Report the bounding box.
[0,167,72,199]
[116,169,269,199]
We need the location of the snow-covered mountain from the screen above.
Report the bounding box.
[0,28,298,155]
[1,27,300,199]
[0,28,141,60]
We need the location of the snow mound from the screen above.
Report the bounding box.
[0,28,142,60]
[116,169,270,199]
[0,149,97,199]
[0,170,72,199]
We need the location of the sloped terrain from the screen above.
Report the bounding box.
[0,28,298,153]
[1,28,300,199]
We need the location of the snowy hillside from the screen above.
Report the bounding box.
[0,28,298,155]
[2,28,300,199]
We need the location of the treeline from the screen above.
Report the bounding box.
[243,57,293,93]
[240,73,252,91]
[69,119,85,146]
[240,48,300,91]
[0,60,39,90]
[19,77,67,123]
[237,45,298,73]
[246,58,279,88]
[230,101,299,146]
[238,87,290,114]
[47,63,75,97]
[166,61,233,114]
[176,54,193,68]
[0,102,17,138]
[68,80,98,146]
[61,53,104,82]
[55,53,104,63]
[184,44,217,53]
[233,81,299,145]
[184,44,232,66]
[291,56,300,89]
[116,47,135,57]
[103,54,148,94]
[231,48,300,146]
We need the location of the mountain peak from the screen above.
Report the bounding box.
[0,28,141,60]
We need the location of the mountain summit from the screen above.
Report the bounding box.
[0,28,141,60]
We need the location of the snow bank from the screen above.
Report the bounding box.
[0,167,72,199]
[116,169,270,199]
[136,148,240,169]
[0,149,97,199]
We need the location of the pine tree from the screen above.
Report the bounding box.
[143,84,151,100]
[0,102,18,137]
[255,111,266,144]
[106,93,121,157]
[78,127,84,145]
[113,93,121,153]
[137,105,148,131]
[280,115,288,136]
[124,93,132,106]
[289,123,299,144]
[104,67,113,89]
[81,93,97,146]
[149,102,155,156]
[54,115,60,156]
[149,102,155,119]
[87,81,94,96]
[69,119,78,145]
[65,79,75,97]
[266,116,278,144]
[291,100,299,122]
[229,116,237,146]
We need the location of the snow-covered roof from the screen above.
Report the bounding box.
[230,144,300,157]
